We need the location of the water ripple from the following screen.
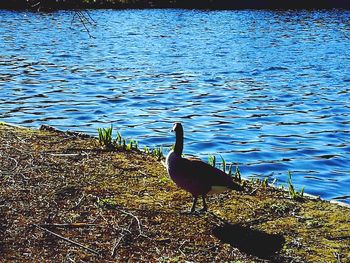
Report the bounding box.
[0,9,350,203]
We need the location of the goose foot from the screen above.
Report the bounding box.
[201,195,208,212]
[179,210,197,215]
[179,196,208,215]
[199,207,208,213]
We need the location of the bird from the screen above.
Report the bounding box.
[165,122,243,213]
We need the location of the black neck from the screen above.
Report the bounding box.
[174,128,183,156]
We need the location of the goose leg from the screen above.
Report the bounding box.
[200,195,208,212]
[190,196,198,213]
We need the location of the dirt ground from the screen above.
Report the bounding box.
[0,123,349,262]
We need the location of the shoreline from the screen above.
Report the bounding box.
[3,121,350,208]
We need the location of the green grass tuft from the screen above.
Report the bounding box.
[152,147,164,161]
[262,177,269,187]
[115,131,122,146]
[126,139,138,151]
[234,166,242,182]
[228,163,233,176]
[97,197,117,210]
[143,146,150,154]
[98,125,113,148]
[220,155,226,173]
[288,171,304,201]
[208,155,216,167]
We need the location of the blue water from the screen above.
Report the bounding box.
[1,9,349,203]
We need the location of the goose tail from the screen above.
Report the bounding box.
[228,180,244,192]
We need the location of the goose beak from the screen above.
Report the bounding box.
[171,123,178,133]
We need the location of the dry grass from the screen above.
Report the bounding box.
[0,123,349,262]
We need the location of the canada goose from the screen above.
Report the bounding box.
[165,122,243,213]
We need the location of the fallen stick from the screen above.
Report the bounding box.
[34,224,101,257]
[38,223,97,228]
[68,193,86,211]
[111,218,134,258]
[111,233,126,258]
[250,187,259,195]
[117,209,142,236]
[49,153,81,157]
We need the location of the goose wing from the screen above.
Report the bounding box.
[182,157,242,191]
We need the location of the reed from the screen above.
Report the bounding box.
[115,131,122,146]
[143,146,150,154]
[151,147,164,161]
[97,125,113,148]
[126,139,138,151]
[234,165,242,182]
[220,155,226,173]
[208,155,216,167]
[262,177,269,187]
[287,171,304,200]
[97,126,139,151]
[228,163,233,177]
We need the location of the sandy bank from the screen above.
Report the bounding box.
[0,122,349,262]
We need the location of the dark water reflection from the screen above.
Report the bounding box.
[1,9,349,203]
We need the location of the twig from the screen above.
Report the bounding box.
[1,156,19,172]
[85,11,97,25]
[65,253,76,263]
[117,209,142,236]
[250,187,259,195]
[111,233,126,258]
[34,224,101,257]
[239,199,254,209]
[31,1,40,8]
[68,193,86,211]
[178,240,187,256]
[49,153,80,157]
[334,252,342,263]
[111,218,134,258]
[76,11,95,39]
[38,223,97,228]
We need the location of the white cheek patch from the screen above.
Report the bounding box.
[208,186,229,194]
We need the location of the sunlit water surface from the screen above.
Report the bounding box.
[1,9,349,203]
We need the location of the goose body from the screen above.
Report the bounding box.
[165,122,242,213]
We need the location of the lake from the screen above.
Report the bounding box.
[0,9,349,203]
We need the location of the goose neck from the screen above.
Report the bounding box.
[174,130,183,156]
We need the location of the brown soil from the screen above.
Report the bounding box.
[0,123,349,262]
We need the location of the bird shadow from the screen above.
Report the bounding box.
[212,222,285,259]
